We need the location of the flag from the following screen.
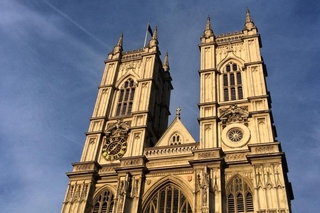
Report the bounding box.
[147,24,153,36]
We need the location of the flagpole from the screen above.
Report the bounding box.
[144,23,149,47]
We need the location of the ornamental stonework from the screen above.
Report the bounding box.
[219,104,249,127]
[144,145,197,157]
[146,160,189,168]
[65,182,90,203]
[99,166,115,174]
[198,151,216,159]
[225,153,247,162]
[254,145,275,154]
[121,159,142,166]
[73,163,94,172]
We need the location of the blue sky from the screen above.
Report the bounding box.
[1,0,319,212]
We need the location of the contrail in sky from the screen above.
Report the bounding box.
[42,0,110,49]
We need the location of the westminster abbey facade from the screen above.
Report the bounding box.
[61,10,294,213]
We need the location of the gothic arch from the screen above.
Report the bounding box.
[216,54,245,71]
[92,185,117,213]
[226,174,254,213]
[115,73,139,88]
[226,174,253,190]
[142,176,193,213]
[113,77,137,117]
[218,59,245,101]
[169,131,183,145]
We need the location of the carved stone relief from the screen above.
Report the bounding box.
[219,104,249,128]
[255,164,284,189]
[119,60,141,75]
[65,181,90,203]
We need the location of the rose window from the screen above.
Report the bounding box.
[228,128,243,142]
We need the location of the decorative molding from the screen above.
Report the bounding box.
[255,145,275,154]
[146,160,189,168]
[89,138,96,144]
[198,151,216,159]
[121,159,142,166]
[146,169,193,177]
[99,166,115,174]
[73,163,95,172]
[144,145,197,157]
[204,73,211,79]
[225,153,247,162]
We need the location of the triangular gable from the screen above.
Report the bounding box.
[155,117,196,147]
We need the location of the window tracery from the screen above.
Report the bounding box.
[170,133,182,145]
[222,62,243,101]
[143,183,192,213]
[92,189,115,213]
[115,78,135,116]
[227,175,254,213]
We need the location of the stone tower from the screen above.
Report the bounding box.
[61,10,293,213]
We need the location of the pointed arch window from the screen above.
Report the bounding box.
[116,78,136,116]
[222,62,243,101]
[170,133,182,145]
[227,176,254,213]
[143,183,192,213]
[93,189,115,213]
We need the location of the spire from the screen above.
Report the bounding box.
[163,52,169,72]
[243,8,256,31]
[149,26,158,48]
[203,16,214,38]
[113,33,123,54]
[200,16,214,43]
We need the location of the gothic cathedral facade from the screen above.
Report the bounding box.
[61,10,293,213]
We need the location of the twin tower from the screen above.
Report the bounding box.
[61,10,293,213]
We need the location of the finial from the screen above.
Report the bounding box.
[243,8,256,31]
[206,16,211,30]
[113,33,123,54]
[203,16,214,39]
[245,8,252,23]
[149,26,158,47]
[176,107,181,119]
[163,52,169,71]
[117,33,123,47]
[152,26,158,40]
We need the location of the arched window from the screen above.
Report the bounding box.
[116,78,135,116]
[93,189,115,213]
[227,175,254,213]
[222,62,243,101]
[170,133,182,145]
[143,183,192,213]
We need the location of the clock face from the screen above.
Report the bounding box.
[102,138,127,161]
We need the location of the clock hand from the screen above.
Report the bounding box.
[109,143,120,154]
